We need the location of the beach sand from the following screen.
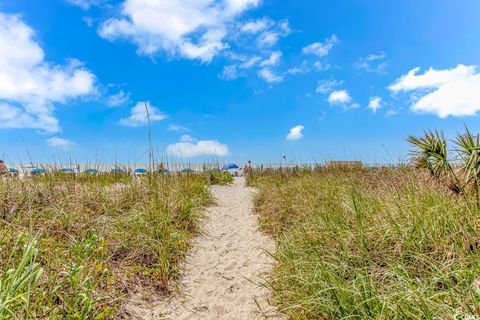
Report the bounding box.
[127,177,281,319]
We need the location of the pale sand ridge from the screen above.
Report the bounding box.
[129,177,281,319]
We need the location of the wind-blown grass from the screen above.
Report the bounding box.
[0,172,213,318]
[250,168,480,319]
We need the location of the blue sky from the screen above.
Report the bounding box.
[1,0,480,164]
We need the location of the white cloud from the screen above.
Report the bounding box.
[302,35,338,57]
[46,137,75,150]
[316,80,342,94]
[389,64,480,118]
[83,16,94,27]
[328,90,352,105]
[390,64,473,91]
[66,0,102,10]
[0,12,97,133]
[218,55,262,80]
[385,109,398,117]
[94,1,290,83]
[119,101,167,127]
[219,65,240,80]
[166,136,229,157]
[241,56,261,69]
[368,96,381,113]
[260,51,282,67]
[313,61,331,71]
[356,51,386,73]
[258,68,283,83]
[257,51,283,83]
[180,134,195,142]
[255,20,290,48]
[286,61,310,75]
[257,31,280,47]
[241,18,271,34]
[106,90,130,107]
[286,125,304,141]
[98,0,261,62]
[167,123,189,132]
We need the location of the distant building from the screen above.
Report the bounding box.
[325,161,363,169]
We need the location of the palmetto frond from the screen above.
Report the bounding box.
[407,130,451,178]
[454,126,480,184]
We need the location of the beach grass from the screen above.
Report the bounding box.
[249,167,480,319]
[0,172,214,318]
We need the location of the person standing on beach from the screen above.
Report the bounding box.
[243,160,252,177]
[0,160,8,176]
[158,162,165,173]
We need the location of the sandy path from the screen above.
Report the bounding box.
[130,177,280,319]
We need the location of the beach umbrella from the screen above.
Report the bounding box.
[8,168,18,173]
[134,168,147,173]
[30,168,45,175]
[84,168,98,174]
[163,168,170,173]
[180,168,194,173]
[111,168,125,173]
[61,168,75,173]
[222,163,239,170]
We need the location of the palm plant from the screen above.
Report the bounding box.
[455,126,480,207]
[407,130,464,195]
[407,130,451,177]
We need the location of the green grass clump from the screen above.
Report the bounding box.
[0,173,213,318]
[251,168,480,319]
[207,171,234,185]
[0,236,42,318]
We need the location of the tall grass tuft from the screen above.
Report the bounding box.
[0,172,214,317]
[251,168,480,319]
[0,236,43,319]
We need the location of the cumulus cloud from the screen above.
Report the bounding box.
[368,96,382,113]
[328,90,351,104]
[218,65,240,80]
[241,18,271,34]
[166,136,229,158]
[257,31,280,47]
[240,56,261,69]
[106,90,130,107]
[316,79,342,94]
[0,13,97,133]
[356,51,387,74]
[46,137,75,150]
[302,35,338,57]
[328,90,358,110]
[286,125,304,141]
[260,51,282,67]
[313,61,331,71]
[258,68,283,83]
[119,101,167,127]
[98,0,261,62]
[256,20,290,48]
[389,64,480,118]
[286,61,310,75]
[96,0,290,83]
